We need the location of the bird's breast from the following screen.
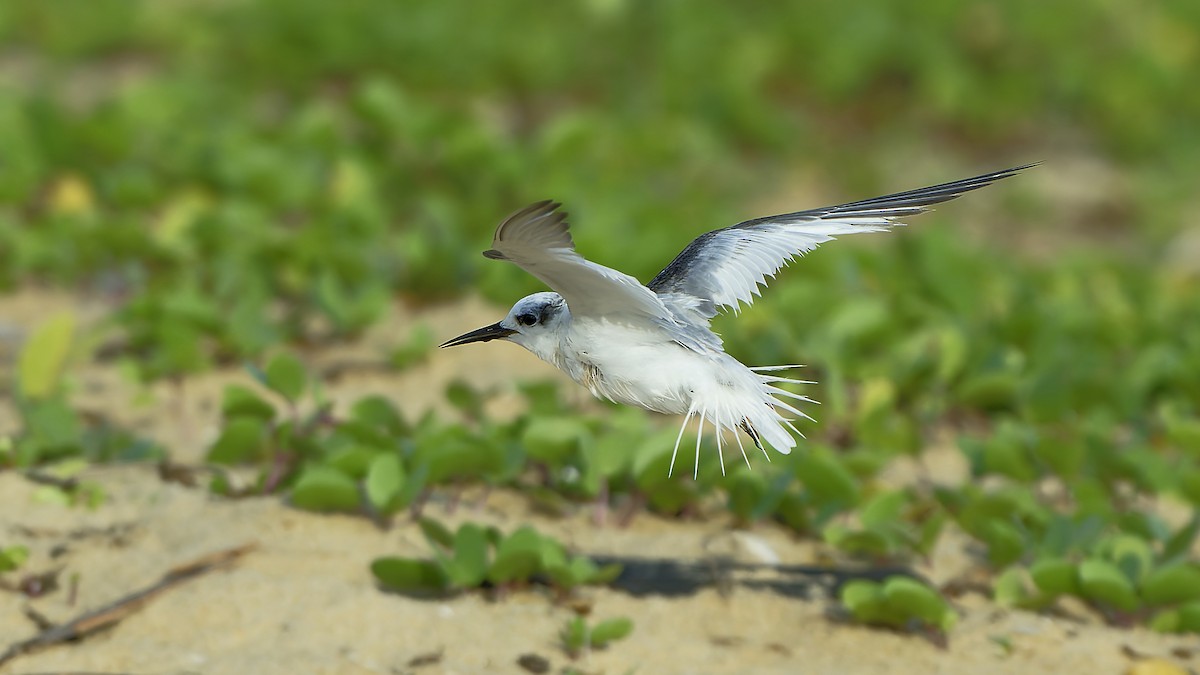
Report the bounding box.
[561,321,730,415]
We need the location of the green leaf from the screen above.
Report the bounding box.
[860,490,909,528]
[445,380,484,417]
[726,470,767,522]
[1078,559,1139,612]
[419,518,455,550]
[956,371,1019,412]
[371,557,448,593]
[980,520,1026,567]
[290,466,361,512]
[18,398,82,464]
[447,524,490,588]
[221,385,276,421]
[365,453,404,512]
[488,526,543,584]
[882,576,956,631]
[795,450,860,515]
[993,567,1031,608]
[1179,470,1200,507]
[1180,602,1200,632]
[264,352,308,402]
[1030,558,1079,597]
[1162,516,1200,562]
[1140,564,1200,607]
[522,416,589,465]
[207,417,268,465]
[590,617,634,647]
[1150,609,1181,633]
[1099,534,1153,584]
[351,395,407,435]
[774,491,812,533]
[824,524,898,559]
[18,312,75,400]
[326,445,384,479]
[840,579,891,626]
[565,556,599,586]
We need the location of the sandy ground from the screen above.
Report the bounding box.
[1,290,1198,675]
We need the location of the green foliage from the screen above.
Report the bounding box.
[3,0,1200,644]
[6,317,165,469]
[205,362,418,513]
[371,521,621,595]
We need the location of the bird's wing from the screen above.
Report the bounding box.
[484,200,674,320]
[649,165,1032,319]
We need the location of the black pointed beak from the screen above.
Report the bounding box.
[439,322,517,348]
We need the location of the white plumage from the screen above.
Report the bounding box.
[442,165,1031,477]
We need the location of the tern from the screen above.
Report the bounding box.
[442,165,1030,477]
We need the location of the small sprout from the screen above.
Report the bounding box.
[989,634,1014,656]
[839,576,956,634]
[390,324,433,371]
[560,616,634,658]
[0,545,30,573]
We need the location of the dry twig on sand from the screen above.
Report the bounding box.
[0,543,257,668]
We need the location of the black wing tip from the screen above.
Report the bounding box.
[482,249,507,260]
[819,161,1038,212]
[502,199,564,223]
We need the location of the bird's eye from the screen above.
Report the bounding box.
[516,313,538,327]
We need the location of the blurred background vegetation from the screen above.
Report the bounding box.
[2,0,1200,636]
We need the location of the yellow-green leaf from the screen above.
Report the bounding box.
[18,312,75,400]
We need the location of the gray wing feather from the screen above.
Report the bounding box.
[485,200,678,322]
[649,165,1033,320]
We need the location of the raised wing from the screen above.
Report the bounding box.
[648,165,1033,320]
[484,200,673,320]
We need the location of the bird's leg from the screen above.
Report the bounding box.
[739,418,763,450]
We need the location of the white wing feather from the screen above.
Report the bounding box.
[649,165,1033,320]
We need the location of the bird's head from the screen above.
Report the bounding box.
[439,292,568,361]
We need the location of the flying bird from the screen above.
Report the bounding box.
[441,165,1031,477]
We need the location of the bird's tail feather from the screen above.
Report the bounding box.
[667,364,814,478]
